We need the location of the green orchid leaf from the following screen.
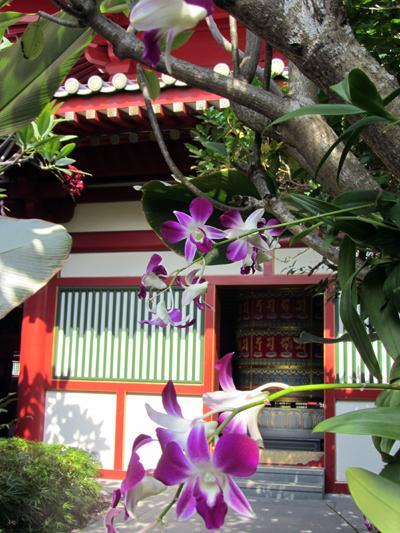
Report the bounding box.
[360,266,400,359]
[383,262,400,313]
[314,407,400,440]
[142,69,160,100]
[0,14,93,136]
[338,237,382,380]
[348,69,393,120]
[0,11,25,30]
[284,193,334,217]
[296,330,377,344]
[346,467,400,533]
[380,461,400,483]
[289,222,322,246]
[269,103,364,128]
[373,388,400,458]
[201,141,228,156]
[330,76,351,103]
[21,20,44,60]
[160,30,194,52]
[0,217,72,319]
[383,87,400,107]
[142,169,259,265]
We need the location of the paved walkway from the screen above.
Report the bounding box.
[77,481,369,533]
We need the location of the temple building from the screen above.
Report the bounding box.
[0,1,392,498]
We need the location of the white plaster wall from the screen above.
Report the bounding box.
[124,394,203,470]
[44,391,116,469]
[64,201,150,232]
[335,401,384,482]
[61,250,252,277]
[274,248,331,275]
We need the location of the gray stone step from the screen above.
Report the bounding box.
[237,466,325,500]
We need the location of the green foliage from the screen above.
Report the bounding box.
[346,0,400,79]
[0,438,103,533]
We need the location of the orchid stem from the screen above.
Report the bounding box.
[156,484,183,525]
[212,382,400,439]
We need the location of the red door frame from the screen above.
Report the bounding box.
[17,229,375,487]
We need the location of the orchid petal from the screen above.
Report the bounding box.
[265,218,281,237]
[160,220,188,243]
[195,490,227,530]
[189,197,213,224]
[145,404,189,433]
[173,210,193,227]
[217,411,247,434]
[130,0,184,30]
[246,406,264,442]
[245,208,265,228]
[111,488,121,508]
[182,281,208,307]
[186,0,214,16]
[142,29,161,66]
[223,477,254,517]
[220,210,243,229]
[162,380,183,417]
[213,434,259,477]
[215,352,236,391]
[154,441,192,485]
[193,234,213,255]
[121,456,145,496]
[141,272,167,290]
[185,238,197,262]
[124,475,166,518]
[186,424,210,464]
[176,479,197,521]
[168,307,183,323]
[202,389,248,409]
[104,507,121,533]
[203,224,226,239]
[176,317,196,328]
[156,427,175,450]
[226,239,248,261]
[146,253,163,272]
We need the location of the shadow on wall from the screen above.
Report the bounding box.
[16,366,109,465]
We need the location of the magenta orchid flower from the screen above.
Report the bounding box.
[105,434,166,533]
[146,381,217,450]
[154,424,259,530]
[203,353,289,444]
[138,253,168,299]
[161,197,225,262]
[130,0,214,71]
[220,209,280,264]
[177,269,208,310]
[140,300,195,328]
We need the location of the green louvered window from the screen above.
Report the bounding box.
[335,302,393,383]
[53,287,204,383]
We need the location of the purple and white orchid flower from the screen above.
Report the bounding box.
[203,353,288,445]
[140,300,195,328]
[139,253,168,299]
[220,209,281,266]
[130,0,214,71]
[154,424,259,530]
[177,269,209,310]
[146,381,217,450]
[105,434,166,533]
[161,197,225,262]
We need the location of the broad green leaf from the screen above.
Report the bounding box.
[373,388,400,457]
[143,69,160,100]
[142,170,259,265]
[0,14,93,136]
[380,461,400,483]
[269,103,364,128]
[100,0,130,15]
[160,31,193,52]
[348,69,393,120]
[388,202,400,228]
[289,222,322,246]
[384,263,400,313]
[383,87,400,106]
[202,141,228,156]
[21,20,44,60]
[338,238,382,380]
[0,11,24,30]
[284,193,334,217]
[0,217,72,319]
[346,467,400,533]
[333,190,380,211]
[360,267,400,359]
[330,76,351,102]
[314,407,400,440]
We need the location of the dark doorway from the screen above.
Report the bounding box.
[0,307,22,436]
[218,286,324,453]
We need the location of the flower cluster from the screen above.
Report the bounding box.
[63,164,85,197]
[138,197,280,329]
[105,354,290,531]
[106,356,270,531]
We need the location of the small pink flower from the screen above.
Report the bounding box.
[64,164,85,196]
[139,253,168,299]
